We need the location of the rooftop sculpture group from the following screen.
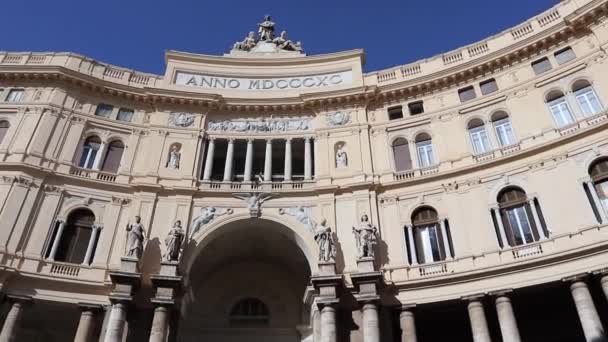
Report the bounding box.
[233,15,304,53]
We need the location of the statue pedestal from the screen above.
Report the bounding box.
[108,258,142,303]
[351,257,383,303]
[119,256,140,273]
[356,257,375,273]
[150,261,183,306]
[318,261,337,276]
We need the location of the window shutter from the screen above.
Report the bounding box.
[583,183,603,224]
[393,142,412,171]
[101,141,124,173]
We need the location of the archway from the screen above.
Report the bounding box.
[178,217,314,342]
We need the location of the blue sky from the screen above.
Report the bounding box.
[1,0,558,74]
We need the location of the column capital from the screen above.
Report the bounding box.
[316,299,339,310]
[246,138,255,143]
[77,303,104,312]
[227,138,236,143]
[6,295,33,305]
[265,138,273,143]
[462,293,486,302]
[92,224,103,231]
[489,289,514,297]
[284,137,293,142]
[397,303,417,312]
[562,273,589,283]
[592,268,608,276]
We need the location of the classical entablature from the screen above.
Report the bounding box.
[0,0,604,112]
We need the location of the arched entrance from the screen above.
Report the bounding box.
[178,217,314,342]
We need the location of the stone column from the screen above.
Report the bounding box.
[439,219,452,260]
[406,225,418,265]
[600,273,608,303]
[149,305,170,342]
[47,220,66,261]
[0,296,30,342]
[223,139,235,182]
[569,279,607,342]
[528,198,546,240]
[399,306,417,342]
[82,225,101,265]
[493,208,509,249]
[320,304,337,342]
[284,138,292,181]
[74,304,101,342]
[362,302,380,342]
[304,137,312,180]
[243,139,254,182]
[466,296,491,342]
[494,293,521,342]
[264,139,273,182]
[104,302,127,342]
[202,138,215,181]
[312,308,322,342]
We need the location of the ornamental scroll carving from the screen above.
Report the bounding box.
[208,118,311,133]
[326,112,352,126]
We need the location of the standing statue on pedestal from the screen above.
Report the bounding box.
[164,220,185,262]
[167,145,181,170]
[352,214,378,259]
[314,219,336,262]
[336,144,348,168]
[126,215,146,259]
[258,15,275,41]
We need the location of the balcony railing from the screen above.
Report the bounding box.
[198,180,315,191]
[69,166,118,183]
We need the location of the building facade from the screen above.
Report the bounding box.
[1,1,608,341]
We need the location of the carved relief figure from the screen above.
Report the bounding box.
[314,219,336,262]
[126,215,146,259]
[164,220,185,262]
[169,112,195,127]
[167,144,181,169]
[258,15,276,41]
[352,214,378,259]
[336,143,348,168]
[190,207,233,237]
[326,112,352,126]
[279,206,316,233]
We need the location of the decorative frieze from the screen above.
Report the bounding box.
[208,117,311,133]
[326,111,352,126]
[168,113,195,127]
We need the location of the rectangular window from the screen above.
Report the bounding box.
[5,89,24,103]
[532,57,552,75]
[480,79,498,95]
[548,97,575,127]
[458,86,477,103]
[469,126,491,154]
[494,118,516,146]
[416,140,435,168]
[95,104,114,118]
[388,106,403,120]
[408,101,425,115]
[554,47,576,65]
[117,108,134,122]
[575,86,603,116]
[418,225,442,263]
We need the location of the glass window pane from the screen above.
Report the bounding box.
[117,108,134,122]
[6,90,24,103]
[596,181,608,213]
[470,126,491,154]
[549,98,574,127]
[554,47,576,65]
[480,79,498,95]
[576,87,602,116]
[95,104,114,118]
[532,58,552,75]
[494,119,515,146]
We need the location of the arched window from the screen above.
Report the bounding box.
[48,209,99,265]
[589,159,608,214]
[415,133,435,168]
[78,136,101,169]
[229,298,270,327]
[496,187,545,247]
[491,111,516,146]
[467,119,491,154]
[100,140,124,173]
[392,138,412,172]
[0,121,9,145]
[572,80,603,116]
[546,90,574,127]
[408,207,452,264]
